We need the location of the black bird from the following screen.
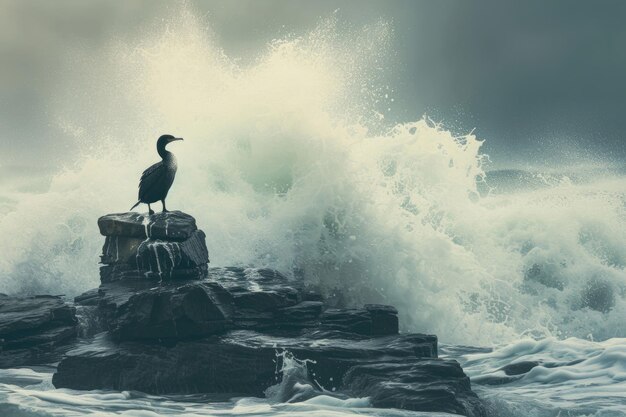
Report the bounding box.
[130,134,183,215]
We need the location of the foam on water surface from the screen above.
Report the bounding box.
[450,338,626,416]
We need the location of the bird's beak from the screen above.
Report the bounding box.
[172,137,184,142]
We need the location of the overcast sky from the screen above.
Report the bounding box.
[1,0,625,181]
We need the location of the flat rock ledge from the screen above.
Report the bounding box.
[0,295,78,367]
[9,211,484,416]
[98,211,209,281]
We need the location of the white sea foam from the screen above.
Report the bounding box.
[0,5,624,347]
[455,337,626,416]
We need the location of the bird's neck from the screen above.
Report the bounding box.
[158,146,172,160]
[161,151,177,169]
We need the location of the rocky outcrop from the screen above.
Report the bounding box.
[107,280,232,341]
[52,330,442,394]
[98,211,209,281]
[52,211,485,416]
[65,278,481,414]
[0,295,78,367]
[79,266,404,342]
[343,359,485,416]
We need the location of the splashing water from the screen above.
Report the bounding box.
[264,350,356,405]
[0,7,625,347]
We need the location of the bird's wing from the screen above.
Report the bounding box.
[138,161,166,200]
[139,161,163,185]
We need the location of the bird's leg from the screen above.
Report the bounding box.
[161,200,168,213]
[148,203,155,216]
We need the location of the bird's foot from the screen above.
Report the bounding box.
[162,209,169,213]
[148,209,155,215]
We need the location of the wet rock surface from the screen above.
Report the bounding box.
[98,211,209,282]
[320,304,399,336]
[53,212,485,416]
[66,278,482,414]
[108,280,232,341]
[0,295,78,368]
[98,211,198,241]
[78,267,320,340]
[136,230,209,278]
[343,359,485,417]
[53,330,439,395]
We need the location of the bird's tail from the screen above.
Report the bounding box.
[130,201,141,211]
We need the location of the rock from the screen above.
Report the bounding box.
[136,230,209,279]
[99,263,143,282]
[365,304,399,335]
[101,235,145,265]
[98,211,197,241]
[0,295,78,368]
[320,308,371,334]
[56,212,486,416]
[501,360,540,376]
[53,332,275,394]
[477,358,585,386]
[207,267,312,331]
[74,288,100,306]
[232,300,325,332]
[97,211,209,282]
[274,301,324,329]
[81,267,325,340]
[320,304,399,336]
[211,267,302,310]
[53,330,482,415]
[53,329,435,391]
[60,269,482,416]
[99,263,208,283]
[94,279,171,333]
[343,359,485,417]
[111,281,233,341]
[74,267,397,343]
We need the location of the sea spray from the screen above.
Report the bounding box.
[265,351,324,404]
[264,350,368,407]
[0,6,624,345]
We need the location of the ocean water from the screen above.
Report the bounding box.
[0,6,625,416]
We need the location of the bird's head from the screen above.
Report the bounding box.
[157,134,184,149]
[156,134,183,157]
